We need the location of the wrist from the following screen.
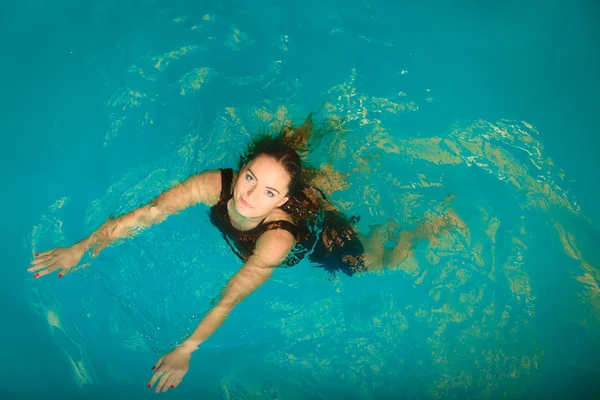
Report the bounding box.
[178,340,201,354]
[72,239,88,254]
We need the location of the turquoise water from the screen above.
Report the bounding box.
[2,0,600,399]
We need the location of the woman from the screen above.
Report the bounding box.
[28,115,462,392]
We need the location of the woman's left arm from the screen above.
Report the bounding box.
[147,229,296,392]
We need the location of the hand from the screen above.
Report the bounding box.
[27,245,85,279]
[148,345,194,392]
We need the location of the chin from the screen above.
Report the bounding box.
[234,198,253,218]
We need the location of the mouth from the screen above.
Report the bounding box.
[239,197,253,208]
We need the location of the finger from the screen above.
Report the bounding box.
[27,262,50,273]
[151,356,163,371]
[148,369,163,389]
[33,263,59,279]
[27,257,57,272]
[31,250,56,261]
[28,253,55,268]
[147,358,164,389]
[170,376,183,389]
[156,371,173,393]
[162,373,180,392]
[33,249,55,259]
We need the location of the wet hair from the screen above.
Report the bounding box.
[236,114,332,222]
[236,114,365,271]
[237,139,301,196]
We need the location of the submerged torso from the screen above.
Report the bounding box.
[208,168,305,266]
[209,168,366,275]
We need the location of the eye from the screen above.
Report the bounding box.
[246,174,255,183]
[265,191,275,198]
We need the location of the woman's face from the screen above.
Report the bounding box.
[233,155,291,218]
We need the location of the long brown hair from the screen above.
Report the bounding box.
[237,139,302,195]
[237,114,338,221]
[237,114,365,271]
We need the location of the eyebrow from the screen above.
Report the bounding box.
[247,169,281,194]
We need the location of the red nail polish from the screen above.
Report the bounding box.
[148,384,151,388]
[34,273,39,278]
[151,366,156,370]
[34,253,39,257]
[58,274,63,278]
[170,385,174,388]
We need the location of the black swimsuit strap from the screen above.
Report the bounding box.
[262,220,299,240]
[219,168,297,238]
[219,168,234,202]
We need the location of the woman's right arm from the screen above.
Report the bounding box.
[28,170,222,278]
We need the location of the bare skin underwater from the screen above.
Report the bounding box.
[27,115,468,392]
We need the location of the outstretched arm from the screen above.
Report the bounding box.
[28,170,222,278]
[79,170,222,255]
[147,228,296,392]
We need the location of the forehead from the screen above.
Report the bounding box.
[246,156,290,189]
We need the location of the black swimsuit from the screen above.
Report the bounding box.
[209,168,366,276]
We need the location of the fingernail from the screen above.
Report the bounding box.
[148,384,151,388]
[170,385,174,388]
[58,274,63,278]
[34,273,39,278]
[34,253,39,257]
[151,366,156,370]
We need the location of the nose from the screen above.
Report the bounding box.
[246,187,258,204]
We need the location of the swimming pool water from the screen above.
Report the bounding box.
[2,0,600,399]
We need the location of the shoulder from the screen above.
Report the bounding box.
[254,227,296,267]
[185,169,224,206]
[264,208,294,224]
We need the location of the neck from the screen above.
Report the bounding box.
[227,199,267,230]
